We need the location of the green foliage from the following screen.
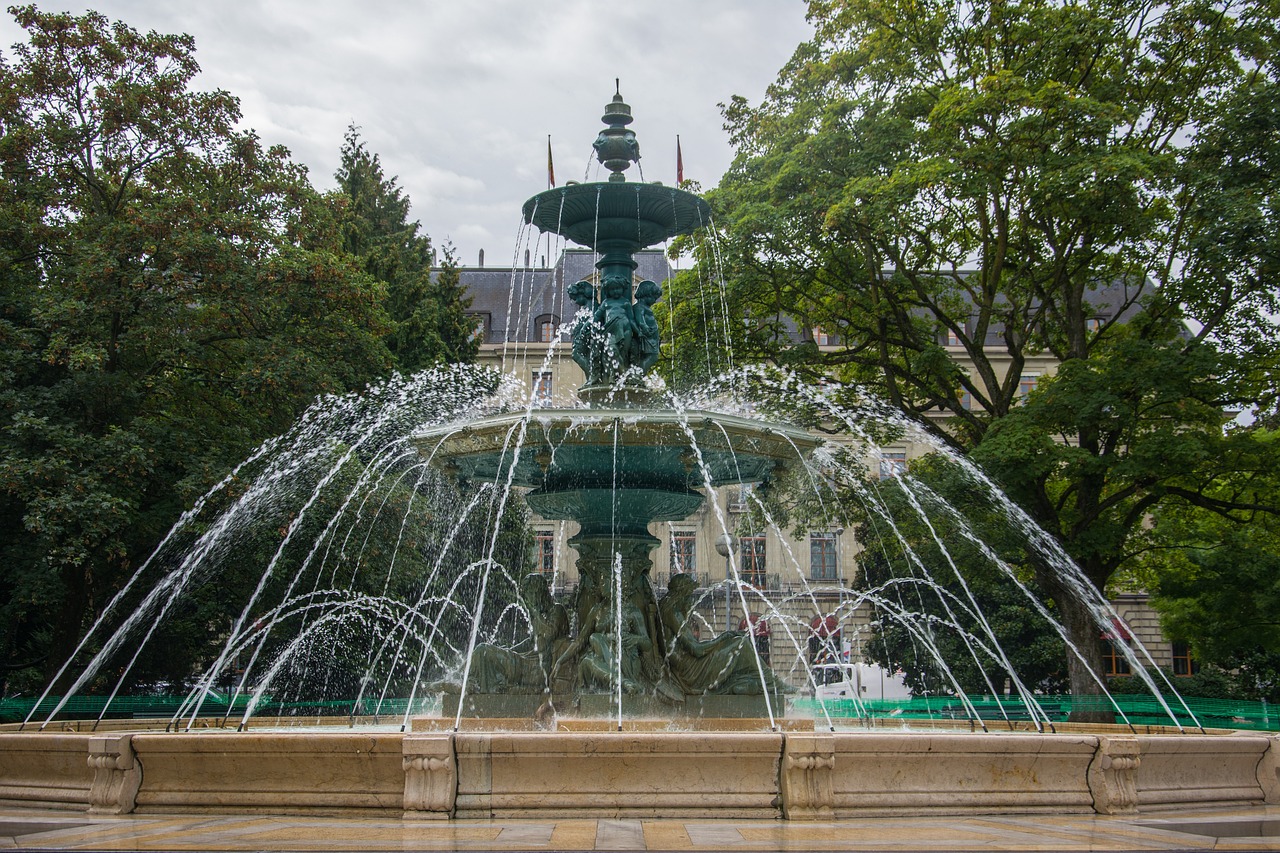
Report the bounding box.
[0,6,393,690]
[1109,660,1280,705]
[1144,428,1280,675]
[850,454,1068,695]
[672,0,1280,695]
[335,127,477,373]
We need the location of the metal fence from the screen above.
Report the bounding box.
[7,693,1274,731]
[793,694,1278,731]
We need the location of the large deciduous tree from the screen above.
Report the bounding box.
[0,6,392,690]
[670,0,1280,710]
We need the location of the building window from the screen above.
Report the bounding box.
[1102,640,1131,677]
[532,371,553,406]
[879,451,907,479]
[810,532,838,580]
[467,314,489,343]
[1172,642,1199,676]
[945,329,962,347]
[670,530,696,575]
[1087,317,1104,335]
[534,529,555,575]
[739,534,767,586]
[812,327,832,347]
[1018,374,1039,398]
[534,314,560,343]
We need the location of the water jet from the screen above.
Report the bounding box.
[2,89,1275,822]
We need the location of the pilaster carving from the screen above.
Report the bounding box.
[87,735,141,815]
[1258,735,1280,804]
[403,734,456,818]
[1088,736,1140,814]
[780,733,835,820]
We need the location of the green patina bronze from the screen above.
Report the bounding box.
[423,90,812,718]
[521,87,711,393]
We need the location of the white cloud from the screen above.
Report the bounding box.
[1,0,813,264]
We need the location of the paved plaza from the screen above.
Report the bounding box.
[3,804,1280,852]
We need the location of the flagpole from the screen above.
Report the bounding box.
[547,135,554,267]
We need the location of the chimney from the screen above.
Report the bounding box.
[525,249,531,267]
[478,248,485,267]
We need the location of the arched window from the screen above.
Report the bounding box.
[534,314,560,343]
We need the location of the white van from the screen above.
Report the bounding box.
[812,662,911,702]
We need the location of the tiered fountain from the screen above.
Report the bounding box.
[2,89,1274,824]
[417,86,817,722]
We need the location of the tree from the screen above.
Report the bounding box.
[0,6,392,691]
[1145,428,1280,696]
[670,0,1280,711]
[850,455,1069,699]
[335,127,477,373]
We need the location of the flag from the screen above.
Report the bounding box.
[676,135,684,185]
[547,135,555,189]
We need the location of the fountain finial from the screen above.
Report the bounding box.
[594,84,640,182]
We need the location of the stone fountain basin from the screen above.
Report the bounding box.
[2,721,1275,819]
[413,408,824,494]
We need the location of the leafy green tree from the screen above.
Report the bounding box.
[671,0,1280,710]
[849,454,1068,699]
[1144,428,1280,693]
[335,127,477,373]
[0,6,392,691]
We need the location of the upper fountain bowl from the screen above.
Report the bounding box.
[523,85,712,254]
[521,182,711,253]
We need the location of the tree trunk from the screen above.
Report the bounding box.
[44,562,90,693]
[1034,562,1115,724]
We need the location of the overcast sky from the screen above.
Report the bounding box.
[1,1,813,267]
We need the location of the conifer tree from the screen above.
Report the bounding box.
[335,128,477,373]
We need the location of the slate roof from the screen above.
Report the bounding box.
[445,251,1152,348]
[451,249,676,344]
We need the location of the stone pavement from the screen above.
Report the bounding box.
[4,805,1280,852]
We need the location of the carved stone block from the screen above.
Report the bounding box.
[87,735,141,815]
[1258,735,1280,804]
[1088,736,1140,815]
[780,733,835,820]
[403,734,456,818]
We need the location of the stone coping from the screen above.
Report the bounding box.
[1,728,1276,820]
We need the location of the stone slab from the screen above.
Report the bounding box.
[826,732,1100,816]
[453,731,783,819]
[0,734,93,809]
[130,732,404,815]
[1134,734,1272,808]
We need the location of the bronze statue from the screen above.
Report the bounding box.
[659,574,789,695]
[567,279,599,381]
[592,273,635,382]
[630,279,662,372]
[447,573,571,695]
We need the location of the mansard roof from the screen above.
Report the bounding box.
[450,249,675,344]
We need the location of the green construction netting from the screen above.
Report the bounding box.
[4,693,1276,731]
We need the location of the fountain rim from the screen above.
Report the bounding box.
[520,181,713,245]
[412,406,826,450]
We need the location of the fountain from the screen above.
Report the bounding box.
[418,87,812,722]
[1,88,1277,822]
